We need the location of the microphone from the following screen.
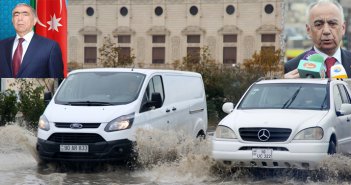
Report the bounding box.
[298,53,326,78]
[330,64,348,79]
[302,50,317,60]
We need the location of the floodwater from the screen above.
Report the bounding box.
[1,125,351,185]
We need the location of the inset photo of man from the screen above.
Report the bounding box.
[0,1,66,78]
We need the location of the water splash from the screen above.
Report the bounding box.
[0,124,39,170]
[206,154,351,185]
[134,128,217,183]
[3,125,351,184]
[316,154,351,183]
[132,128,351,184]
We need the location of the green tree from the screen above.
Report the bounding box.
[16,79,46,128]
[0,90,18,126]
[173,46,262,123]
[99,35,135,67]
[243,49,283,78]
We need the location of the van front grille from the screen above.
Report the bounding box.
[55,122,101,128]
[239,127,291,142]
[47,133,106,143]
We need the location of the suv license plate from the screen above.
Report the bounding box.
[252,148,272,159]
[60,145,89,153]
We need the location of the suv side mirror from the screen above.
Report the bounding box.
[44,92,52,106]
[222,102,234,114]
[339,103,351,116]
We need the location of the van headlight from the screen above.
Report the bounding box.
[38,115,50,131]
[215,125,237,139]
[293,127,323,140]
[104,113,134,132]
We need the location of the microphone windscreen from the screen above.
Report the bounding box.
[298,53,325,78]
[330,64,348,79]
[308,54,324,63]
[302,50,317,60]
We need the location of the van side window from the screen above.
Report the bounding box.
[140,75,165,112]
[152,76,165,100]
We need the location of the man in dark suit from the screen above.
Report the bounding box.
[284,0,351,78]
[0,3,63,78]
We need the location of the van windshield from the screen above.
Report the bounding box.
[55,72,145,106]
[238,83,329,110]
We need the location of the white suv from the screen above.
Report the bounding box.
[212,79,351,169]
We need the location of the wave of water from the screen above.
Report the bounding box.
[0,124,38,168]
[0,124,67,185]
[1,124,351,184]
[133,128,216,183]
[133,128,351,185]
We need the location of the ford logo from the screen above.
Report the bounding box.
[70,123,83,129]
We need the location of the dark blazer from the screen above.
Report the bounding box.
[0,34,64,78]
[284,48,351,78]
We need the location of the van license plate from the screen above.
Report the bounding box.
[60,145,89,153]
[252,148,272,159]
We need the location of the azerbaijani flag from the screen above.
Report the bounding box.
[31,0,67,77]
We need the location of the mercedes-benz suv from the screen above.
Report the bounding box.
[212,79,351,169]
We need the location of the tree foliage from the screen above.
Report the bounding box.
[173,47,284,123]
[0,79,54,127]
[16,79,46,128]
[0,90,18,126]
[243,49,283,78]
[99,35,135,67]
[173,47,264,122]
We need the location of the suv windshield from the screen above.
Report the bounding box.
[238,83,329,110]
[55,72,145,105]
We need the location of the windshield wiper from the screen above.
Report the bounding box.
[65,101,113,106]
[282,87,301,109]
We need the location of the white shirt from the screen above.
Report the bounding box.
[11,31,34,63]
[313,46,342,66]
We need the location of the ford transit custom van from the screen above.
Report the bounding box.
[37,68,207,162]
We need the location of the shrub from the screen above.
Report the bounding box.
[16,79,46,129]
[0,90,18,126]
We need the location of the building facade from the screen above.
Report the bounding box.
[68,0,284,69]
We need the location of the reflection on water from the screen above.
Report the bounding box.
[1,124,351,185]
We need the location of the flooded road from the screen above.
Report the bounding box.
[2,124,351,185]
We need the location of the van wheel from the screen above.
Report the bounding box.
[328,139,336,155]
[196,131,206,141]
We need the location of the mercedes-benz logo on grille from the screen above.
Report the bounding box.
[70,123,83,129]
[257,129,270,141]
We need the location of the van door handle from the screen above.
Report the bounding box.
[166,109,170,113]
[172,107,177,111]
[347,117,350,122]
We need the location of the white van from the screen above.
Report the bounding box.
[37,68,207,162]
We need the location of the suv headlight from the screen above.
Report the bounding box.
[104,113,134,132]
[38,115,50,131]
[293,127,323,140]
[215,125,237,139]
